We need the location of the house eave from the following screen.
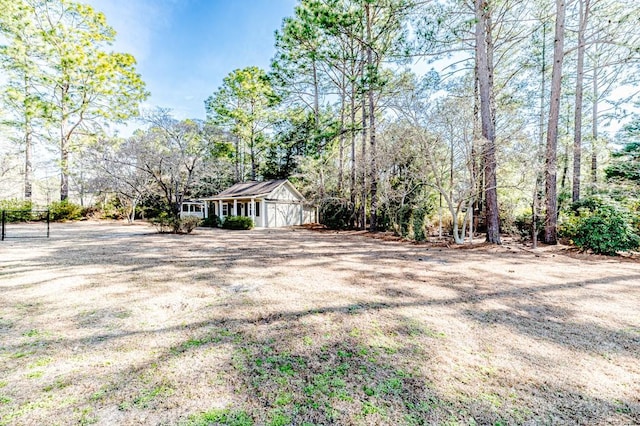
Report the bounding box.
[197,194,269,202]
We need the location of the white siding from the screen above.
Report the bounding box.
[270,183,303,202]
[264,202,304,227]
[303,206,317,224]
[180,202,205,219]
[254,200,264,227]
[266,202,277,227]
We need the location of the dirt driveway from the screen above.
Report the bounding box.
[1,221,639,425]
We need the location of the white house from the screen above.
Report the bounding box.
[180,200,206,219]
[190,179,317,228]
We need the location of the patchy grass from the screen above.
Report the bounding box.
[0,221,638,425]
[184,408,253,426]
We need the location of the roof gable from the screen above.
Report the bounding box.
[214,179,302,199]
[267,180,305,201]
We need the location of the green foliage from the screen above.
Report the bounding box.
[98,196,127,220]
[48,200,84,221]
[205,66,279,180]
[150,213,201,234]
[138,194,168,220]
[185,408,253,426]
[202,214,221,228]
[222,216,254,230]
[0,199,33,222]
[150,212,178,233]
[0,0,149,200]
[412,207,428,242]
[560,198,640,255]
[179,216,202,234]
[319,198,354,230]
[606,141,640,183]
[606,120,640,184]
[385,203,433,241]
[513,211,544,241]
[394,205,412,237]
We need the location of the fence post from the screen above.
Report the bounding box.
[46,210,50,238]
[1,210,5,241]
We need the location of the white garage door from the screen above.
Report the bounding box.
[265,202,302,227]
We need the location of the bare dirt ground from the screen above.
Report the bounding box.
[0,221,639,426]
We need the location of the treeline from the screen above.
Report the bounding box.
[205,0,640,252]
[1,0,639,253]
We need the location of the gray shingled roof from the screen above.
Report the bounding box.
[215,179,288,198]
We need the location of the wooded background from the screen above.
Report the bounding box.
[1,0,639,249]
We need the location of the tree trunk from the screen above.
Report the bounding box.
[360,81,367,231]
[572,0,589,202]
[60,138,69,201]
[350,75,357,203]
[234,135,240,182]
[338,72,346,194]
[475,0,501,244]
[60,83,70,201]
[544,0,566,245]
[533,20,548,249]
[250,118,257,181]
[591,51,599,185]
[312,58,320,154]
[365,3,378,232]
[23,73,33,200]
[472,62,483,233]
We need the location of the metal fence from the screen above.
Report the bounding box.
[1,210,50,241]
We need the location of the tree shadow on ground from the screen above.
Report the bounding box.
[2,224,640,425]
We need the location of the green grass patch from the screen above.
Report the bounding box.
[90,386,110,402]
[42,379,70,392]
[28,357,52,368]
[185,408,253,426]
[26,370,44,379]
[268,408,291,426]
[379,377,403,395]
[274,392,293,406]
[120,384,174,410]
[77,407,98,425]
[362,401,386,416]
[171,337,214,354]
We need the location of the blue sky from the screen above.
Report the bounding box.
[86,0,297,120]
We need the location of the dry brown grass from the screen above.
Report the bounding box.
[0,221,639,425]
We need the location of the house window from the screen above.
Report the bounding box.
[248,202,253,216]
[182,204,189,212]
[194,204,202,212]
[255,201,260,217]
[222,204,228,216]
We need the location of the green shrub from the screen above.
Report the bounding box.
[319,198,354,230]
[202,214,221,228]
[0,199,33,222]
[179,216,202,234]
[560,198,640,255]
[392,204,443,240]
[100,196,127,220]
[150,213,178,233]
[49,200,84,221]
[222,216,254,230]
[394,204,413,237]
[408,206,429,241]
[514,211,544,241]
